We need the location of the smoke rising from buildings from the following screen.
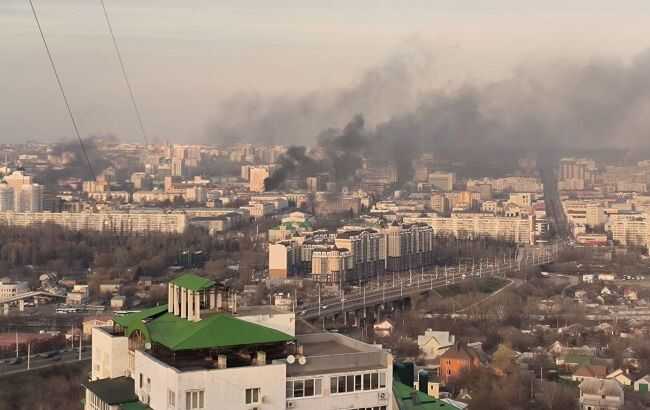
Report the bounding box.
[209,48,650,180]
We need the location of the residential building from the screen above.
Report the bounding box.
[86,274,394,410]
[578,378,624,410]
[249,167,270,193]
[439,344,481,385]
[428,172,455,192]
[0,279,29,301]
[417,330,455,361]
[634,375,650,393]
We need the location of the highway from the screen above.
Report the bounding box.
[0,347,90,376]
[299,244,560,320]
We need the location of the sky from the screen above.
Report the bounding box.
[2,0,650,144]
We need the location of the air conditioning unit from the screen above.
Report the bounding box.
[378,391,388,401]
[286,400,296,409]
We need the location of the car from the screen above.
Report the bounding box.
[321,305,328,310]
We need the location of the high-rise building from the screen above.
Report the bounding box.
[18,184,43,212]
[172,158,186,177]
[85,274,394,410]
[0,184,14,211]
[428,172,455,192]
[249,167,270,193]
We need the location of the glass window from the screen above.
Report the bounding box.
[347,375,355,392]
[305,379,314,396]
[294,380,304,398]
[198,391,204,408]
[371,372,379,389]
[338,376,346,393]
[245,388,260,405]
[185,392,191,410]
[355,375,362,391]
[363,373,371,390]
[379,372,386,388]
[315,378,322,396]
[330,377,338,394]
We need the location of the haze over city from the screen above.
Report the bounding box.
[3,2,650,410]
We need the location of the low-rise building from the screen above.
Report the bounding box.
[578,378,624,410]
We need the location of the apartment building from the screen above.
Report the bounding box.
[606,212,649,247]
[86,274,393,410]
[335,228,386,281]
[0,279,29,302]
[0,211,188,234]
[249,167,271,193]
[428,172,455,192]
[405,213,535,245]
[383,223,434,273]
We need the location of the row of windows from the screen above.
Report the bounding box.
[330,371,386,394]
[186,390,205,409]
[87,392,110,410]
[286,378,322,398]
[345,407,387,410]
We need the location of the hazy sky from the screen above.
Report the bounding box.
[2,0,650,144]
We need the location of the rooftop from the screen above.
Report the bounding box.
[170,273,216,291]
[83,377,137,405]
[286,333,388,377]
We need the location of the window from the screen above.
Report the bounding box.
[287,378,322,399]
[331,372,385,395]
[167,389,175,409]
[139,373,143,388]
[185,390,204,409]
[245,388,260,405]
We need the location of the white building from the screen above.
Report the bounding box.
[578,378,624,410]
[0,279,29,301]
[417,329,455,361]
[86,273,393,410]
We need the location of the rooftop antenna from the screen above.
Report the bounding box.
[27,0,96,181]
[99,0,149,147]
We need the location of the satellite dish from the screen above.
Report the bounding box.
[286,355,296,364]
[298,356,307,365]
[144,342,152,350]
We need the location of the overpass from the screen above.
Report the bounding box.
[298,243,562,324]
[1,291,65,313]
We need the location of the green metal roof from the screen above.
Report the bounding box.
[145,311,294,351]
[170,273,216,291]
[113,305,168,328]
[83,377,137,405]
[393,381,462,410]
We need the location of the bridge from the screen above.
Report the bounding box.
[298,243,562,325]
[1,291,65,313]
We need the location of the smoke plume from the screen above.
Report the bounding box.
[210,48,650,181]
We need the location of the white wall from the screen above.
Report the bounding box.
[238,312,295,337]
[91,327,129,380]
[135,350,287,410]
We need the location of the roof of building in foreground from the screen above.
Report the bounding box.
[114,304,294,351]
[393,380,462,410]
[83,377,137,405]
[169,273,216,291]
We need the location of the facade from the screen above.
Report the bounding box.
[428,172,455,192]
[311,247,353,284]
[383,223,434,273]
[578,378,624,410]
[0,185,14,211]
[249,167,270,193]
[335,228,386,281]
[0,211,188,234]
[86,274,393,410]
[405,213,535,245]
[0,279,29,301]
[417,330,455,361]
[439,344,481,385]
[606,212,649,247]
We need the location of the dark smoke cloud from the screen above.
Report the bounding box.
[210,48,650,181]
[38,137,111,186]
[264,115,368,190]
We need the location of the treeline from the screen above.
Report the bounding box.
[0,223,241,279]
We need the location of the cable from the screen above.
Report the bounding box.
[27,0,96,180]
[99,0,149,147]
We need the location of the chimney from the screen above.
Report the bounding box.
[217,354,227,369]
[256,351,267,366]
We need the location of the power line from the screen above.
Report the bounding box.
[99,0,149,147]
[27,0,96,180]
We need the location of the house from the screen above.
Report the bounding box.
[82,316,114,337]
[606,369,633,387]
[594,322,614,335]
[634,375,650,393]
[573,365,608,382]
[574,290,588,301]
[439,344,482,385]
[66,291,88,305]
[417,329,455,361]
[600,286,613,296]
[582,274,595,284]
[578,378,624,410]
[99,283,120,295]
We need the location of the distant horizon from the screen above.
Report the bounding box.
[3,1,650,145]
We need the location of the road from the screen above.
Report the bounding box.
[299,244,560,320]
[0,347,90,376]
[539,156,569,239]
